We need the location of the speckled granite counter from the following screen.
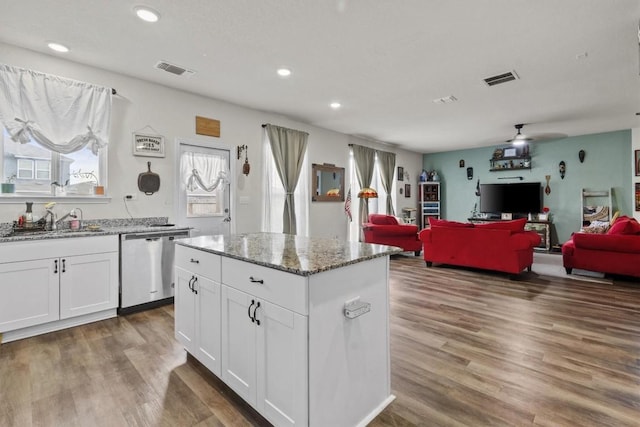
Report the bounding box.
[175,232,402,276]
[0,217,189,243]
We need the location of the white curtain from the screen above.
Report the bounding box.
[181,152,228,192]
[0,63,111,155]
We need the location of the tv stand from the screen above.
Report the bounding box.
[468,218,552,252]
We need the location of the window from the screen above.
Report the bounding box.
[262,134,310,236]
[348,150,397,241]
[0,64,111,198]
[17,158,34,179]
[1,130,105,196]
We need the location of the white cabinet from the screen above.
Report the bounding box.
[60,252,118,319]
[174,241,392,427]
[221,284,308,427]
[175,246,222,375]
[0,235,119,342]
[0,258,59,332]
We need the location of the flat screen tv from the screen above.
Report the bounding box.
[479,182,542,216]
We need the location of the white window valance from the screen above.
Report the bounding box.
[0,63,111,155]
[181,152,229,193]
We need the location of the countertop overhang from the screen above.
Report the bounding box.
[176,232,402,276]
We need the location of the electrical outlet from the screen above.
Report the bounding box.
[125,193,137,200]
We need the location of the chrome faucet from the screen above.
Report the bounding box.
[44,208,57,231]
[56,208,83,229]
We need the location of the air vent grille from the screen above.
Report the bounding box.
[154,61,196,77]
[483,71,519,86]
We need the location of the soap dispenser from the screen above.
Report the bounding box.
[24,202,33,224]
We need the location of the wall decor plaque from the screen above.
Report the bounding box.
[133,132,165,157]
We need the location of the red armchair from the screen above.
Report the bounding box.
[562,216,640,278]
[362,214,422,255]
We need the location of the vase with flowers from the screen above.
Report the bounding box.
[539,206,550,221]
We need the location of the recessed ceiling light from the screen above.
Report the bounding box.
[134,6,160,22]
[277,68,291,77]
[47,42,69,53]
[330,102,341,109]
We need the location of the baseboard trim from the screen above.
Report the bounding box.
[2,309,117,343]
[355,394,396,427]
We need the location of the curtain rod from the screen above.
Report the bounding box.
[261,123,309,135]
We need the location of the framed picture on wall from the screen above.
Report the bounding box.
[397,166,404,181]
[635,150,640,176]
[636,183,640,211]
[404,184,411,198]
[133,132,165,157]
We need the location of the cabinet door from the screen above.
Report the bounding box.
[194,275,221,375]
[221,285,257,406]
[0,259,59,332]
[175,267,196,353]
[256,300,308,427]
[59,252,118,319]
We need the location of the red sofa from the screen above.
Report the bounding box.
[418,218,541,275]
[362,214,422,255]
[562,216,640,278]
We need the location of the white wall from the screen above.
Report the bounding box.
[0,42,423,239]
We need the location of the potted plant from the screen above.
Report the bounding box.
[1,174,16,193]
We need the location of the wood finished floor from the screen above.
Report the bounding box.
[1,255,639,426]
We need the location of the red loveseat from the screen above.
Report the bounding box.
[562,216,640,278]
[362,214,422,255]
[418,218,541,276]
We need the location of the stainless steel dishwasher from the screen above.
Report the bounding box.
[119,228,190,313]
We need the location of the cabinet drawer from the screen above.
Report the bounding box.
[221,257,307,315]
[175,245,221,281]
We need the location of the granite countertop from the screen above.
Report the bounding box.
[176,232,403,276]
[0,217,189,243]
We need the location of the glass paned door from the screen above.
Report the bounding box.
[177,142,231,237]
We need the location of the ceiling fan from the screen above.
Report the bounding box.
[505,123,567,145]
[506,124,532,146]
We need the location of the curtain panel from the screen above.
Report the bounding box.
[376,150,396,216]
[351,144,376,240]
[0,63,111,155]
[264,124,309,235]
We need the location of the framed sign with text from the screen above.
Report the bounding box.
[133,132,165,157]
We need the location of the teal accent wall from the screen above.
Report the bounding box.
[423,129,632,244]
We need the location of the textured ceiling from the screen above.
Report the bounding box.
[0,0,639,153]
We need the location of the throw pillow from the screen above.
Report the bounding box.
[607,217,640,235]
[428,218,473,228]
[474,218,527,232]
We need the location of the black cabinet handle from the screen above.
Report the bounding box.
[253,301,261,326]
[193,277,198,295]
[54,259,58,274]
[188,276,194,292]
[62,259,66,273]
[190,258,199,264]
[249,276,264,284]
[248,299,255,323]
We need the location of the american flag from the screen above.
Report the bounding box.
[344,188,352,221]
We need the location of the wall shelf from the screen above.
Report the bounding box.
[489,156,531,172]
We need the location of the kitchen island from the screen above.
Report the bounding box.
[174,232,401,427]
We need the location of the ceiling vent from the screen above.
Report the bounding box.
[483,70,519,86]
[154,60,196,77]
